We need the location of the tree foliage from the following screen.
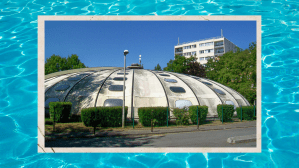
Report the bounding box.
[205,42,256,105]
[45,54,86,75]
[163,55,206,77]
[154,63,162,71]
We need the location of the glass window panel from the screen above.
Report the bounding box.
[170,86,186,93]
[202,82,212,86]
[104,99,123,107]
[175,100,192,109]
[164,78,177,83]
[159,74,170,77]
[113,77,127,81]
[214,89,226,95]
[108,85,124,91]
[117,73,128,75]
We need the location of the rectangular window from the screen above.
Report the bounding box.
[205,50,209,53]
[199,43,205,47]
[215,41,224,46]
[205,42,213,46]
[200,57,205,61]
[199,50,204,54]
[191,51,196,55]
[192,44,196,48]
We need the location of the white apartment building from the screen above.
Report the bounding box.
[174,36,237,66]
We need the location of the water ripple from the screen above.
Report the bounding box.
[1,0,299,167]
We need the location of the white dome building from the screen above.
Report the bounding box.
[45,67,250,118]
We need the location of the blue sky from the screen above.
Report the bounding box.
[45,21,256,70]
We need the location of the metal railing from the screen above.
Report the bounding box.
[176,36,223,46]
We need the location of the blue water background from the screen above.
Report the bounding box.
[1,0,299,167]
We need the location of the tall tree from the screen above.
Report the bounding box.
[205,42,256,104]
[45,54,86,75]
[183,60,206,78]
[163,55,206,77]
[154,64,162,71]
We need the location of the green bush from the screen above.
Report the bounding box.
[217,105,234,122]
[138,107,168,126]
[49,102,72,123]
[189,106,208,124]
[173,108,189,125]
[236,106,256,120]
[69,114,82,122]
[81,106,128,128]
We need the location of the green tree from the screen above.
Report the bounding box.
[45,54,86,75]
[163,55,206,77]
[205,42,256,104]
[183,59,206,78]
[164,55,194,73]
[154,64,162,71]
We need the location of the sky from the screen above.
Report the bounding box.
[45,21,256,70]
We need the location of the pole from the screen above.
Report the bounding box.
[53,106,55,132]
[197,106,199,130]
[167,107,168,127]
[133,111,134,129]
[151,110,153,132]
[222,105,223,124]
[254,105,256,118]
[122,55,126,128]
[241,106,242,122]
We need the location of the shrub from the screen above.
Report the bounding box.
[49,102,72,123]
[173,108,189,125]
[81,106,128,129]
[217,105,234,122]
[138,107,168,126]
[69,114,82,122]
[189,105,208,124]
[236,106,256,120]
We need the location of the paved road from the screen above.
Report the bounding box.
[46,127,256,147]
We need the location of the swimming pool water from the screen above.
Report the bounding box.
[1,0,299,167]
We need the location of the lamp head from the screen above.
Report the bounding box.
[124,50,129,56]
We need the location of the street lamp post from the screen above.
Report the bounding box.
[122,50,129,128]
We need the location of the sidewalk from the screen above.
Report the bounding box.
[45,120,256,141]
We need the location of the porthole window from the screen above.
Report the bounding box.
[170,86,186,93]
[109,85,125,91]
[104,99,123,107]
[159,74,170,77]
[113,77,127,81]
[55,85,70,91]
[214,89,226,95]
[175,100,192,109]
[164,78,177,83]
[117,73,128,75]
[202,82,212,86]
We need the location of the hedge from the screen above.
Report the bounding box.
[189,106,208,124]
[236,106,256,120]
[138,107,168,126]
[217,105,234,122]
[173,108,189,125]
[49,102,72,123]
[81,106,128,129]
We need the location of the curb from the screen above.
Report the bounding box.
[45,125,256,141]
[227,134,256,144]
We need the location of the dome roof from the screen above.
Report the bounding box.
[45,68,250,118]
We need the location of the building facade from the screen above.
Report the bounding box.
[174,36,237,66]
